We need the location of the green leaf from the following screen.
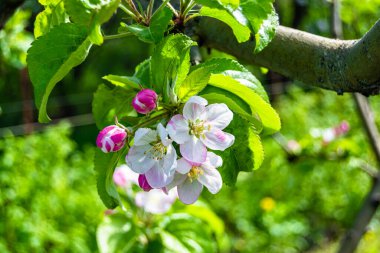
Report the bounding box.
[192,58,268,102]
[254,8,278,53]
[208,74,280,135]
[177,66,212,102]
[199,7,251,43]
[94,149,125,209]
[215,114,264,185]
[134,58,151,87]
[122,7,172,43]
[160,214,218,253]
[64,0,120,45]
[150,34,196,102]
[34,1,68,38]
[93,84,137,129]
[97,214,139,253]
[200,86,262,132]
[240,0,278,52]
[27,23,92,123]
[103,75,141,89]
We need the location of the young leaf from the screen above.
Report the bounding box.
[93,84,137,129]
[240,0,278,53]
[200,86,263,132]
[27,23,92,123]
[102,75,141,89]
[64,0,120,45]
[150,34,196,102]
[254,8,278,53]
[94,149,124,209]
[199,7,251,43]
[122,6,173,44]
[191,58,268,102]
[215,114,264,186]
[161,214,218,253]
[134,58,151,87]
[208,74,281,135]
[34,1,68,38]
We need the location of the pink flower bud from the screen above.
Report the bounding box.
[138,174,152,192]
[96,125,127,153]
[132,89,158,114]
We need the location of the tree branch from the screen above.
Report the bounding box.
[194,18,380,96]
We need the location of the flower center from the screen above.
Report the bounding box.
[189,119,208,138]
[187,166,203,181]
[146,142,167,160]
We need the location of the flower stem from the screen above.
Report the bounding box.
[104,32,132,40]
[132,111,170,132]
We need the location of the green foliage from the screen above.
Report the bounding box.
[96,185,224,253]
[122,7,173,43]
[93,84,137,128]
[94,149,125,209]
[34,0,68,38]
[207,87,380,252]
[215,114,264,185]
[208,74,280,135]
[0,9,33,69]
[27,23,92,123]
[0,123,102,252]
[199,7,251,43]
[197,0,278,52]
[64,0,120,45]
[150,34,196,102]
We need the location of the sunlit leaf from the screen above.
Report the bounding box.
[27,23,92,122]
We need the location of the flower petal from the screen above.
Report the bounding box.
[177,178,203,204]
[126,145,156,174]
[198,164,222,194]
[201,129,235,151]
[157,123,172,146]
[145,163,174,188]
[161,144,177,176]
[207,152,223,168]
[167,114,191,144]
[165,172,187,190]
[176,158,192,174]
[183,96,207,121]
[180,136,207,164]
[134,128,157,146]
[205,103,233,130]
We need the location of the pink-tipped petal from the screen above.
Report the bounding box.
[180,137,207,164]
[183,96,207,121]
[166,114,191,144]
[177,179,203,205]
[198,165,223,194]
[201,129,235,151]
[205,103,233,130]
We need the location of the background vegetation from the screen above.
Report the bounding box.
[1,0,380,252]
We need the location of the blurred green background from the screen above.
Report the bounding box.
[1,0,380,252]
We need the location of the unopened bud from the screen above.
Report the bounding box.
[132,89,158,114]
[138,174,152,192]
[96,125,127,153]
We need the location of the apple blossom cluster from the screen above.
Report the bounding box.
[96,89,235,205]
